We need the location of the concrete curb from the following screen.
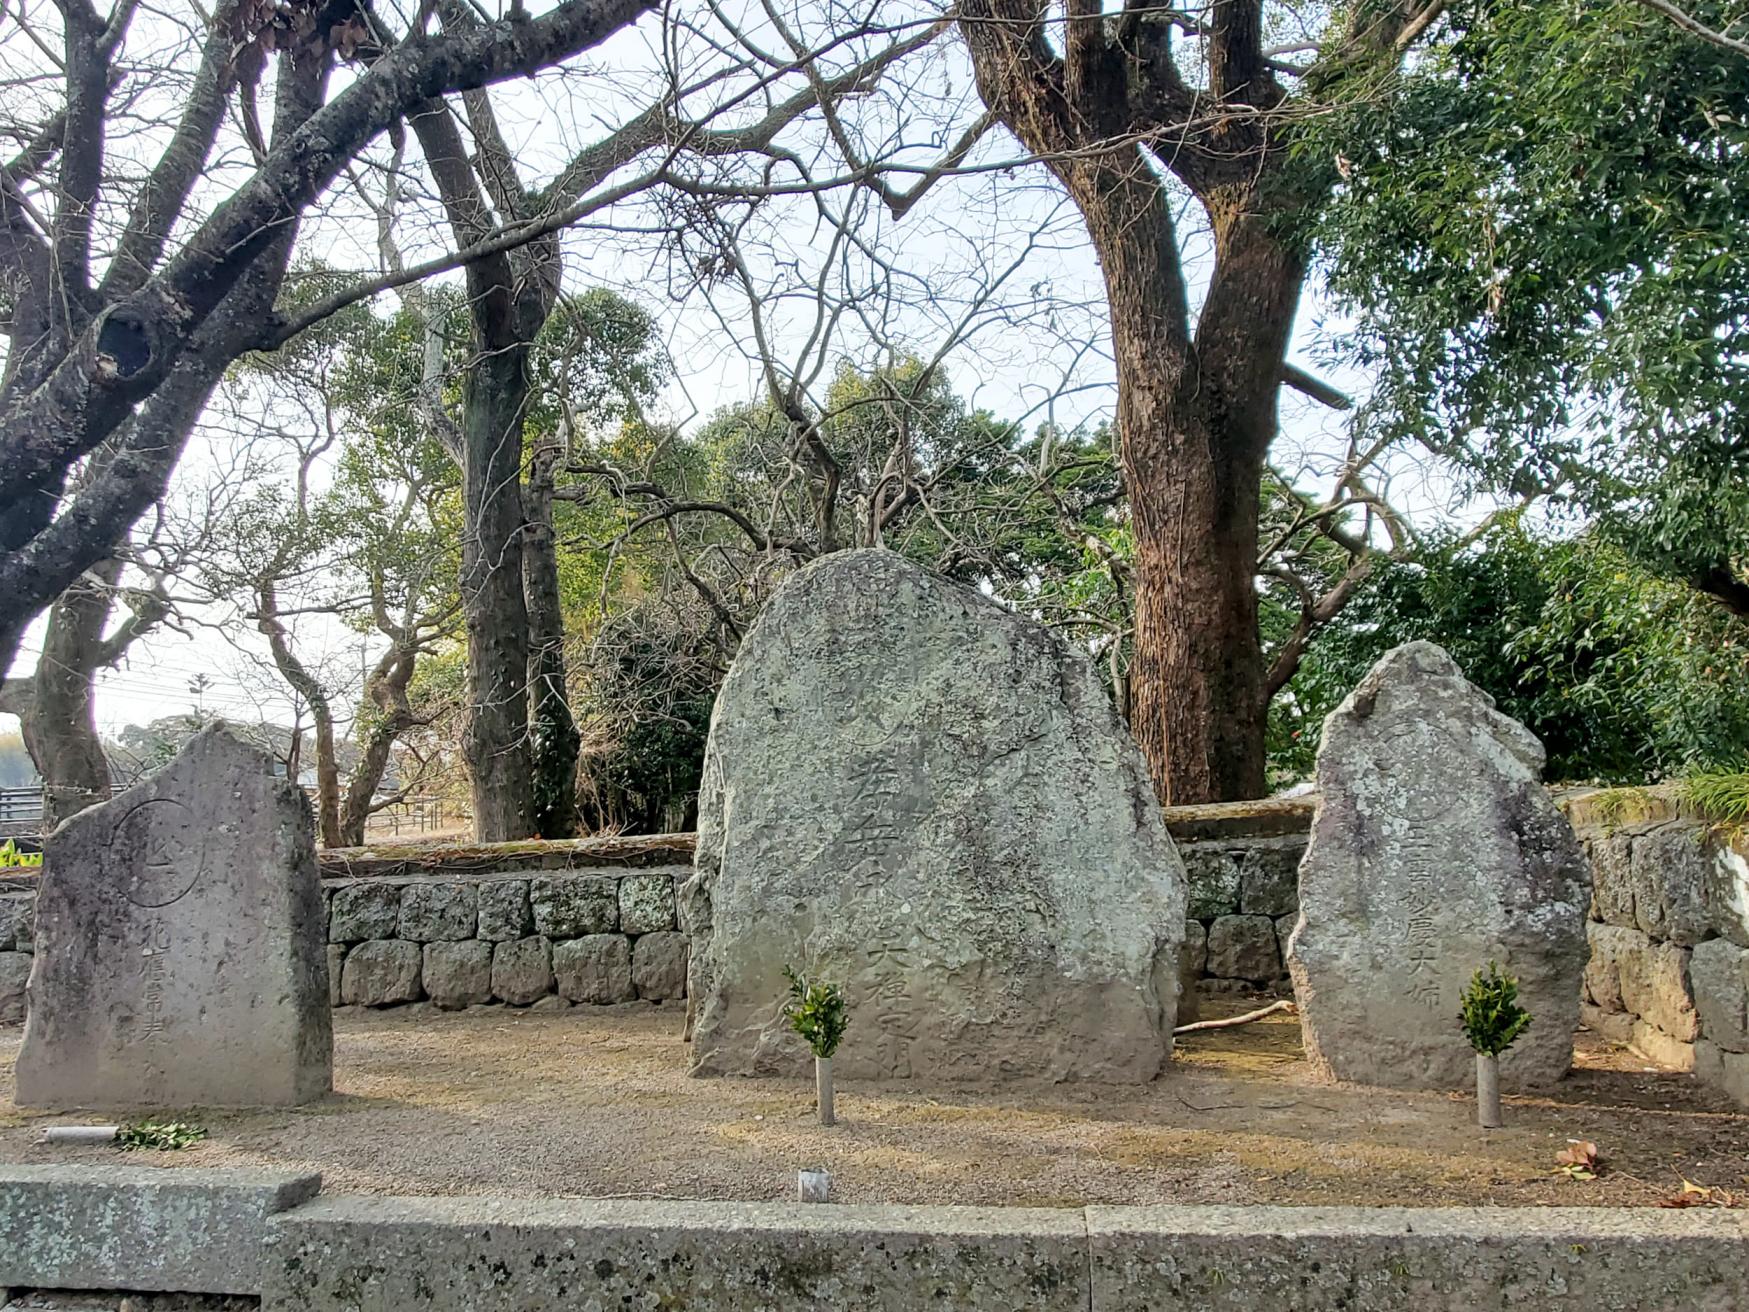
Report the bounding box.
[5,1169,1748,1310]
[264,1196,1749,1311]
[1089,1204,1749,1312]
[0,1164,321,1295]
[265,1196,1090,1310]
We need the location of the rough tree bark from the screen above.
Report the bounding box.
[391,19,943,838]
[408,97,549,841]
[10,571,117,828]
[339,643,419,847]
[377,18,942,838]
[456,338,538,841]
[255,579,343,847]
[0,558,166,827]
[1063,154,1301,801]
[525,438,581,838]
[957,0,1429,802]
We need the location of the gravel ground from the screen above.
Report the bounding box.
[0,1001,1744,1208]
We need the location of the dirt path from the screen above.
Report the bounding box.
[0,1001,1742,1208]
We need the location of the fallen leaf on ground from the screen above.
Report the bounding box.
[1658,1178,1741,1208]
[1554,1139,1602,1181]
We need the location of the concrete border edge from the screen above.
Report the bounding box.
[4,1168,1747,1310]
[0,1164,323,1296]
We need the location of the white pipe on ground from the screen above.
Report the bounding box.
[40,1126,119,1145]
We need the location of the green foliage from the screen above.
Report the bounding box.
[600,710,711,807]
[562,361,1124,828]
[530,681,584,838]
[116,1120,207,1152]
[1679,773,1749,826]
[217,274,668,819]
[572,617,717,833]
[1309,0,1749,613]
[109,715,207,777]
[217,290,465,641]
[1272,521,1749,783]
[782,966,848,1060]
[526,288,665,438]
[1459,962,1532,1057]
[679,360,1121,596]
[1586,785,1656,833]
[0,839,40,869]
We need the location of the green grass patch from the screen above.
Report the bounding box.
[1678,773,1749,826]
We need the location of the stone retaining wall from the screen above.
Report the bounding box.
[323,835,693,1012]
[324,868,691,1010]
[0,846,695,1019]
[11,789,1749,1104]
[1172,799,1312,993]
[1564,789,1749,1104]
[0,885,31,1026]
[19,788,1749,1102]
[0,807,1316,1023]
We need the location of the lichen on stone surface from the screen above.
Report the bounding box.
[686,548,1188,1085]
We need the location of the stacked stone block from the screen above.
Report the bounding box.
[1,861,689,1018]
[1565,787,1749,1107]
[1691,937,1749,1101]
[1576,820,1717,1070]
[324,867,690,1010]
[1178,835,1306,988]
[1,808,1317,1019]
[0,892,33,1025]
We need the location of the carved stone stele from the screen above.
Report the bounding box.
[684,550,1186,1084]
[1288,642,1590,1090]
[15,726,332,1108]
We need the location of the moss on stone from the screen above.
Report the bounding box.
[1560,784,1679,834]
[318,833,696,881]
[1162,797,1317,843]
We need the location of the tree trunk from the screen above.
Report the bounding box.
[1123,409,1269,804]
[338,646,418,847]
[410,99,542,844]
[256,581,342,847]
[306,711,342,849]
[953,0,1364,804]
[458,345,536,842]
[1066,160,1303,804]
[17,562,119,827]
[524,439,580,839]
[286,719,303,787]
[0,0,655,678]
[339,731,394,848]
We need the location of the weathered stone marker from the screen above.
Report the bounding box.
[1287,641,1590,1089]
[15,726,332,1108]
[684,549,1186,1083]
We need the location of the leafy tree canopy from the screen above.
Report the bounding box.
[555,360,1125,828]
[1272,520,1749,783]
[1309,0,1749,616]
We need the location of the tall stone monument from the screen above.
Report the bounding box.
[1287,642,1590,1089]
[684,549,1186,1084]
[15,726,332,1108]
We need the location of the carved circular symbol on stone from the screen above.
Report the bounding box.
[1373,720,1466,823]
[110,797,207,908]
